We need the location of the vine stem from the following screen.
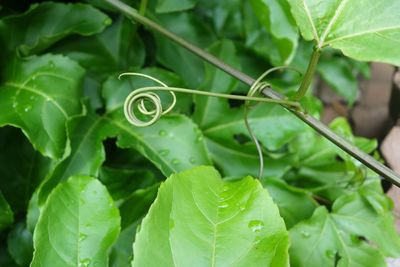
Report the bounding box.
[294,47,321,100]
[104,0,400,187]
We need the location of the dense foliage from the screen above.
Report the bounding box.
[1,0,400,266]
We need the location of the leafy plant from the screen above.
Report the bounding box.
[1,0,400,267]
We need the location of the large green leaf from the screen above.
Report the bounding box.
[0,2,110,57]
[133,166,289,266]
[0,54,84,159]
[0,192,13,231]
[287,0,400,65]
[290,182,400,267]
[31,176,120,267]
[249,0,298,65]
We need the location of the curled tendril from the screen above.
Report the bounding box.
[244,66,303,179]
[119,68,301,179]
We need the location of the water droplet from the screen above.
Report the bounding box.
[248,220,264,233]
[104,18,112,26]
[24,105,32,112]
[12,102,17,109]
[325,249,336,259]
[159,130,167,136]
[301,230,310,238]
[79,258,91,267]
[218,203,229,209]
[159,149,169,156]
[171,159,180,165]
[79,233,87,242]
[31,76,36,81]
[239,205,246,211]
[223,185,229,192]
[195,134,203,143]
[254,236,261,245]
[189,157,196,164]
[48,60,55,68]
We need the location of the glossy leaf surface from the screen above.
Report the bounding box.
[0,2,110,57]
[133,166,289,267]
[31,176,120,267]
[287,0,400,65]
[0,54,84,159]
[290,182,400,267]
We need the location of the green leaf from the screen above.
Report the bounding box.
[38,113,118,204]
[204,103,307,151]
[287,0,400,65]
[290,207,387,267]
[31,176,120,267]
[206,137,292,179]
[110,186,159,267]
[99,167,157,201]
[7,222,33,266]
[317,57,358,104]
[0,54,84,159]
[290,182,400,267]
[0,2,110,57]
[154,12,215,87]
[133,166,289,266]
[0,191,13,231]
[249,0,298,65]
[51,16,144,79]
[0,127,51,213]
[193,40,239,128]
[264,179,318,229]
[156,0,197,13]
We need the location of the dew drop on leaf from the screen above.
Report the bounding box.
[301,230,310,238]
[104,18,112,26]
[239,205,246,211]
[31,76,36,81]
[172,159,180,165]
[195,134,203,143]
[24,105,32,112]
[79,258,91,267]
[218,203,229,209]
[248,220,264,233]
[79,232,87,242]
[325,249,336,259]
[159,149,169,156]
[158,130,167,136]
[189,157,196,164]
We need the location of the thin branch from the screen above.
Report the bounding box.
[104,0,400,187]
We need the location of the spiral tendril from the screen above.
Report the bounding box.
[119,69,301,179]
